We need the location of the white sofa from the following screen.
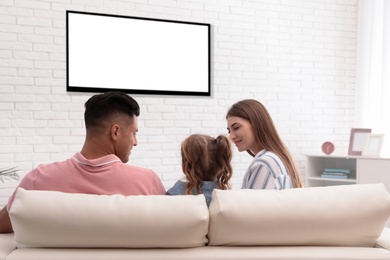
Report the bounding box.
[1,183,390,260]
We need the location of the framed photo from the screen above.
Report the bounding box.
[362,134,384,157]
[348,128,371,156]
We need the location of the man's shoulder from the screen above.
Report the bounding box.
[116,163,156,175]
[34,157,74,172]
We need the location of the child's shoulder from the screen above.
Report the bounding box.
[166,179,188,195]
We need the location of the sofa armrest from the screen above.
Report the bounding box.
[0,233,16,260]
[375,227,390,250]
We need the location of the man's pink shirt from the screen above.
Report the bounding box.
[7,152,166,211]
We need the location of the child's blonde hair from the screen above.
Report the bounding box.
[181,134,233,195]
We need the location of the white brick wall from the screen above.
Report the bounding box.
[0,0,357,207]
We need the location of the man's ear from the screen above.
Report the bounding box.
[110,124,120,141]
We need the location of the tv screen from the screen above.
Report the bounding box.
[66,11,210,96]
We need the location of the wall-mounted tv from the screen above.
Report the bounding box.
[66,11,210,96]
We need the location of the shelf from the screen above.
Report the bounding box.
[306,154,390,189]
[307,177,356,183]
[305,155,357,187]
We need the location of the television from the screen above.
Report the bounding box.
[66,10,211,96]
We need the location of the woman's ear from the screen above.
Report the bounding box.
[110,124,120,141]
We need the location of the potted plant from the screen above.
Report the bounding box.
[0,167,19,183]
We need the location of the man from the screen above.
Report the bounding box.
[0,91,166,233]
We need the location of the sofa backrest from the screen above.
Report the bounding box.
[208,183,390,247]
[9,188,209,248]
[9,184,390,248]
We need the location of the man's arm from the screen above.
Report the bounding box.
[0,206,13,233]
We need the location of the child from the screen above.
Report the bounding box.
[166,134,233,206]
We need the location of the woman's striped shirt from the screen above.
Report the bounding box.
[242,149,292,190]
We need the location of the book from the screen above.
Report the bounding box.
[322,171,348,176]
[323,168,350,174]
[321,174,348,179]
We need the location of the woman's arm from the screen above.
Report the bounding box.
[243,164,276,189]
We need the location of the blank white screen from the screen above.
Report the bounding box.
[67,12,209,95]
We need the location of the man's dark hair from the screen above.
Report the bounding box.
[84,91,140,130]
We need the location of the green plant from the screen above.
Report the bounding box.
[0,167,20,183]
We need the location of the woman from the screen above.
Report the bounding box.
[166,134,233,206]
[226,99,303,189]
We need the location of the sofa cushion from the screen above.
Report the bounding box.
[208,183,390,247]
[9,188,209,248]
[5,245,390,260]
[0,233,16,260]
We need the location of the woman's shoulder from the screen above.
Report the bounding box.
[252,150,285,171]
[254,149,281,162]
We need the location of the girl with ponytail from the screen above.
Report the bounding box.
[166,134,233,206]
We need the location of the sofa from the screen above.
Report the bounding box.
[1,183,390,260]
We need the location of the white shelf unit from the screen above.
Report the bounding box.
[305,155,357,187]
[306,154,390,188]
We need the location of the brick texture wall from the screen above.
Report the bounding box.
[0,0,358,207]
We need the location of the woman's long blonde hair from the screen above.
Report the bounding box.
[226,99,303,188]
[181,134,233,195]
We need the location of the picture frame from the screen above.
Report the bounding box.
[362,134,384,157]
[348,128,371,156]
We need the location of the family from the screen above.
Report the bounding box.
[0,91,303,233]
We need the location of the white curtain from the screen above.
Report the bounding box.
[356,0,390,156]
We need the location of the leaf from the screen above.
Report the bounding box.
[0,167,20,183]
